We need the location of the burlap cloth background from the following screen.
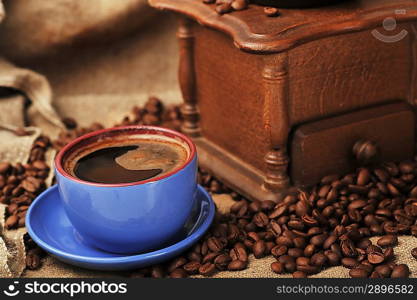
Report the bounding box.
[0,0,415,278]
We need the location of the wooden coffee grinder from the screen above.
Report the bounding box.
[148,0,417,202]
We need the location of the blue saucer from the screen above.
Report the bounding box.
[26,185,215,271]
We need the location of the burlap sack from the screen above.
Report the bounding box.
[0,0,414,279]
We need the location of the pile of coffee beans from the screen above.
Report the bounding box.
[131,163,417,278]
[0,135,50,230]
[201,0,280,17]
[4,96,415,277]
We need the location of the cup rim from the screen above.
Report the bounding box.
[54,125,197,187]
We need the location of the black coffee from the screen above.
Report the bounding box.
[64,137,188,184]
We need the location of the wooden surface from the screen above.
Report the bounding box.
[291,102,416,186]
[149,0,417,53]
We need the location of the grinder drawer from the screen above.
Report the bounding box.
[291,102,415,187]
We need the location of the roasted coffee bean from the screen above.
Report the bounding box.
[0,162,11,174]
[170,268,188,278]
[202,252,219,264]
[383,247,394,261]
[187,251,202,262]
[228,260,247,271]
[296,257,310,266]
[230,247,248,262]
[377,235,398,247]
[214,254,232,270]
[357,263,374,273]
[276,236,293,247]
[391,264,410,278]
[293,271,307,278]
[151,266,165,278]
[271,262,284,274]
[310,233,328,247]
[375,264,392,278]
[199,263,217,276]
[167,257,187,273]
[357,238,372,250]
[253,240,266,259]
[412,247,417,259]
[304,244,316,257]
[326,251,340,266]
[271,245,287,257]
[367,252,385,265]
[288,248,303,258]
[253,212,269,227]
[207,237,224,252]
[323,235,337,249]
[297,264,319,275]
[310,253,327,267]
[269,205,287,219]
[341,258,359,269]
[349,268,369,278]
[366,245,383,254]
[5,215,18,229]
[341,240,358,258]
[183,261,201,274]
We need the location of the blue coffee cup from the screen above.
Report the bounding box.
[55,126,198,254]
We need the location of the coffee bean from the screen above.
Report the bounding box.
[412,247,417,259]
[326,251,340,266]
[296,257,310,266]
[231,0,247,11]
[170,268,188,278]
[391,264,410,278]
[0,162,11,174]
[253,212,269,227]
[5,215,18,229]
[341,258,359,269]
[213,254,232,270]
[357,169,371,186]
[375,264,392,278]
[228,260,247,271]
[269,205,287,219]
[183,261,201,274]
[341,240,358,258]
[167,257,187,273]
[151,266,165,278]
[276,236,293,247]
[310,233,328,247]
[229,246,248,262]
[323,235,337,249]
[349,268,369,278]
[310,253,327,267]
[303,244,316,257]
[293,271,307,278]
[207,237,224,252]
[367,252,385,265]
[297,264,319,275]
[271,262,284,274]
[383,247,394,261]
[199,263,217,276]
[377,235,398,247]
[252,240,266,259]
[271,245,287,258]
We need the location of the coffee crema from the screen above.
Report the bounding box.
[63,136,188,184]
